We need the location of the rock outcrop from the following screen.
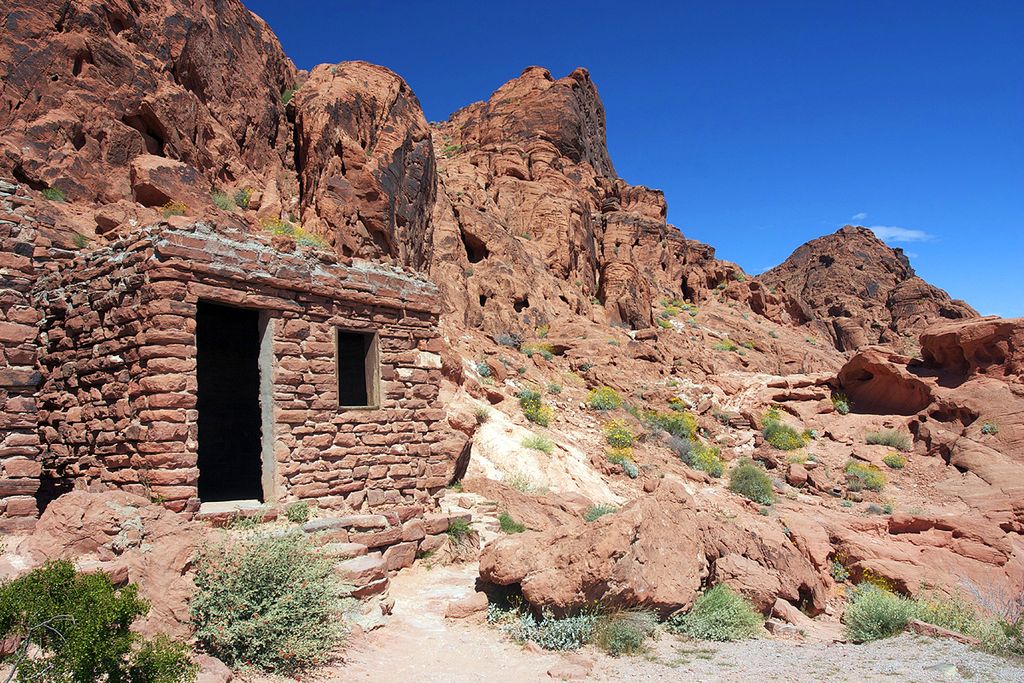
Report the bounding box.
[760,226,977,351]
[0,0,297,214]
[428,66,741,335]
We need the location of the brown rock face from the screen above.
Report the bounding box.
[478,479,826,616]
[429,66,741,335]
[760,226,977,351]
[292,62,436,266]
[0,0,296,208]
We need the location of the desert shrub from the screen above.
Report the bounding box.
[830,559,850,583]
[161,200,188,217]
[603,420,635,448]
[728,460,775,504]
[643,409,697,439]
[656,318,673,329]
[41,187,66,202]
[285,500,311,524]
[584,504,617,522]
[592,610,657,656]
[761,411,807,451]
[504,470,536,493]
[494,332,522,347]
[446,518,473,543]
[845,461,887,492]
[128,636,197,683]
[259,217,327,247]
[843,585,915,642]
[518,389,553,426]
[670,436,724,478]
[607,448,639,479]
[740,340,756,350]
[587,386,623,411]
[669,584,762,641]
[0,560,195,683]
[865,430,911,452]
[233,188,252,209]
[547,383,562,394]
[211,190,234,211]
[981,421,999,436]
[712,339,739,352]
[882,452,906,469]
[914,592,980,635]
[191,532,350,674]
[831,391,851,415]
[474,360,492,377]
[73,232,89,249]
[522,434,554,454]
[281,87,296,104]
[521,342,554,361]
[473,406,491,424]
[488,606,596,651]
[498,512,525,534]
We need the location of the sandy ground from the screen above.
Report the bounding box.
[308,562,1024,683]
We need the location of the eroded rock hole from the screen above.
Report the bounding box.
[461,229,489,263]
[514,296,529,313]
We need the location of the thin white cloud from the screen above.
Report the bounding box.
[903,251,919,260]
[868,225,933,243]
[851,212,868,222]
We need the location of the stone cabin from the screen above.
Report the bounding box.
[1,182,450,531]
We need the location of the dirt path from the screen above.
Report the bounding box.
[315,561,1024,683]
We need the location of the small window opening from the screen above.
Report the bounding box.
[337,329,379,408]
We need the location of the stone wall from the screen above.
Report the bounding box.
[33,223,448,516]
[0,181,42,530]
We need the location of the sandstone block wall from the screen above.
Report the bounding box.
[29,222,446,518]
[0,181,42,530]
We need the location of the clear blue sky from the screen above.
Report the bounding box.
[246,0,1023,316]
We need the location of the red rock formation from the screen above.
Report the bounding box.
[292,62,436,267]
[429,66,741,335]
[0,0,297,214]
[760,226,977,351]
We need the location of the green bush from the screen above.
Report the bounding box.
[584,504,617,522]
[669,584,762,641]
[728,460,775,504]
[285,500,311,524]
[882,453,906,469]
[0,560,195,683]
[914,592,980,635]
[473,406,491,424]
[521,342,554,361]
[830,559,850,583]
[592,610,657,656]
[161,200,188,217]
[588,386,623,411]
[522,433,554,454]
[518,389,553,427]
[865,430,911,452]
[831,391,851,415]
[603,420,635,448]
[843,585,916,642]
[191,532,350,674]
[762,412,807,451]
[498,512,525,534]
[607,448,639,479]
[446,518,473,543]
[845,461,887,492]
[642,409,697,439]
[547,383,562,394]
[281,87,296,104]
[669,436,724,478]
[713,339,739,352]
[41,187,66,202]
[211,190,235,211]
[488,606,596,651]
[475,360,492,377]
[233,188,251,209]
[981,421,999,436]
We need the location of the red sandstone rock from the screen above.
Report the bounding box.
[760,226,977,351]
[444,591,489,619]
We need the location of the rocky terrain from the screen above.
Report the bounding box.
[1,0,1022,681]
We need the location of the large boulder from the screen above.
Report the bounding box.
[478,479,827,616]
[13,490,201,638]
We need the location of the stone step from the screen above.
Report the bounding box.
[319,542,368,560]
[335,553,386,586]
[302,514,389,534]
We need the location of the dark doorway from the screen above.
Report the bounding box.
[336,329,379,407]
[196,301,264,502]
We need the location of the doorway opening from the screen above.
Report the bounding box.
[196,301,265,502]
